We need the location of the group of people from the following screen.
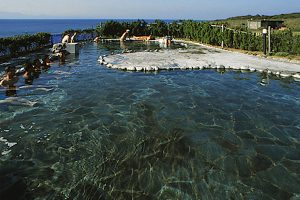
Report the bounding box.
[61,32,77,43]
[0,55,51,96]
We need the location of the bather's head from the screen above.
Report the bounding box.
[5,65,16,78]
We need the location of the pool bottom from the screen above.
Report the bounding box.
[0,42,300,200]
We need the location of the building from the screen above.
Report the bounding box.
[247,20,284,30]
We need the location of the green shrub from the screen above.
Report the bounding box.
[0,32,51,58]
[274,52,290,57]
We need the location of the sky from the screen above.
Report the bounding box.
[0,0,299,20]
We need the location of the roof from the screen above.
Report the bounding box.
[248,19,284,23]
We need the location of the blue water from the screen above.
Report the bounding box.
[0,42,300,199]
[0,19,178,38]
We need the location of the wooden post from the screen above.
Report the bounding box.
[268,26,271,54]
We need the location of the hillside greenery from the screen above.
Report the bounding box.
[213,12,300,32]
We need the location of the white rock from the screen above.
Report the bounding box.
[257,69,264,73]
[153,66,159,71]
[107,64,113,68]
[292,74,300,81]
[119,66,126,70]
[217,65,225,69]
[249,68,256,72]
[145,66,153,71]
[275,71,281,76]
[280,73,291,78]
[136,67,143,71]
[192,66,199,70]
[126,66,136,71]
[240,66,249,70]
[199,66,205,70]
[292,73,300,79]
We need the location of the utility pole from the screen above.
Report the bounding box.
[268,26,271,54]
[262,28,267,55]
[221,24,224,48]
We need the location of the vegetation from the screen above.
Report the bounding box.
[96,20,300,55]
[214,12,300,32]
[0,32,51,59]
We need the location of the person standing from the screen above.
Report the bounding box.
[120,29,130,41]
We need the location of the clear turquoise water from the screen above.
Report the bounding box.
[0,42,300,200]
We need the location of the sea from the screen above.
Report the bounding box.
[0,19,178,38]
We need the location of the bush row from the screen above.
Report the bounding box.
[0,33,51,58]
[96,20,300,54]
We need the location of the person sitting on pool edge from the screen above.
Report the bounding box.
[0,65,19,96]
[62,33,70,43]
[70,32,77,43]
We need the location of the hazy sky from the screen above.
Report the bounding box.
[0,0,299,19]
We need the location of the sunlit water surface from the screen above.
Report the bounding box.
[1,41,300,200]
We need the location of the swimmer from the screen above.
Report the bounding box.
[42,55,51,70]
[0,66,19,97]
[94,36,101,43]
[33,59,42,78]
[23,62,34,85]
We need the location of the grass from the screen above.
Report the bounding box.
[212,12,300,32]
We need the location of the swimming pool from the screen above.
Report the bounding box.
[1,41,300,199]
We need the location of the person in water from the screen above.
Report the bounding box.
[58,50,66,64]
[33,59,42,78]
[0,66,19,96]
[62,33,70,43]
[70,32,77,43]
[94,36,101,43]
[23,62,34,85]
[120,29,130,41]
[42,55,51,70]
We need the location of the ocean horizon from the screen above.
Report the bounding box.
[0,19,200,38]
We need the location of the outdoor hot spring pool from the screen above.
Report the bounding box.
[0,41,300,200]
